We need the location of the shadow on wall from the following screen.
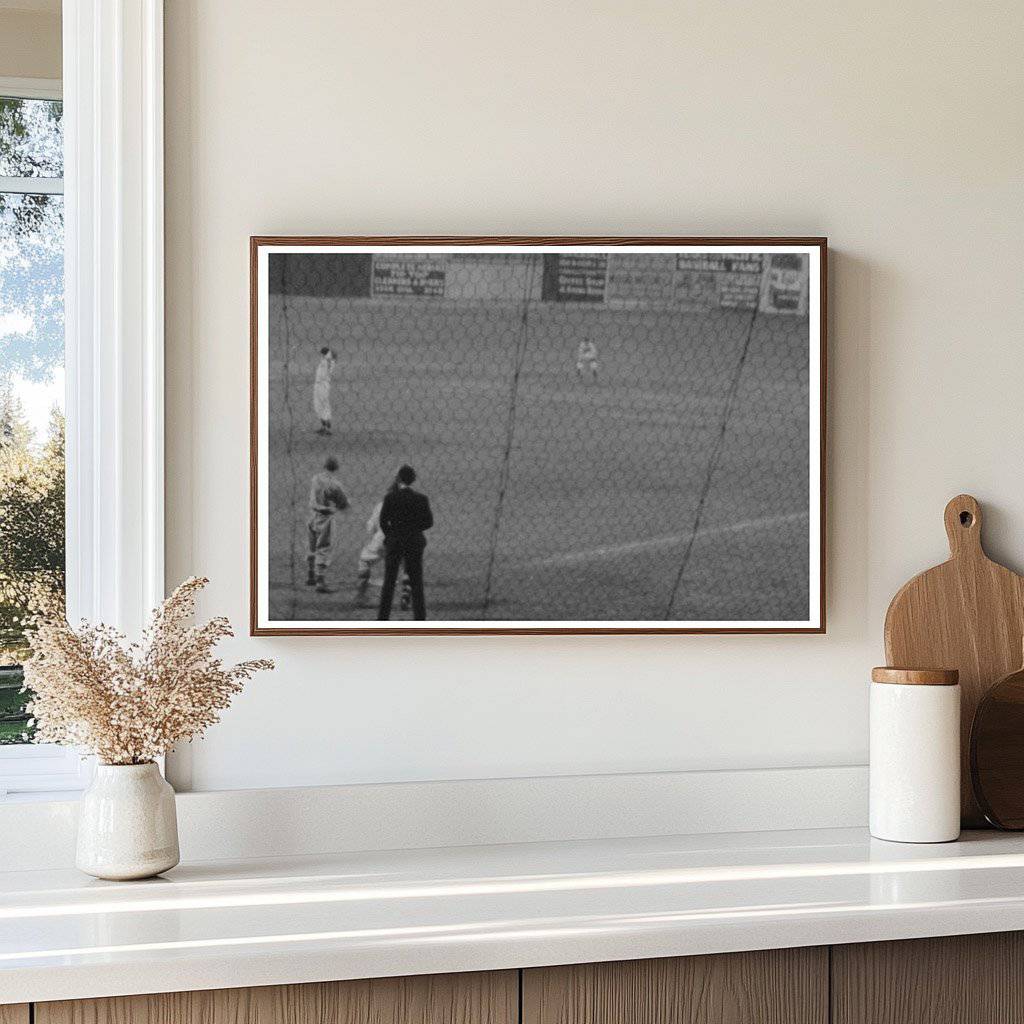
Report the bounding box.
[827,249,872,643]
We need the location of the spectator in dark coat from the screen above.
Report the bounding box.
[377,464,433,620]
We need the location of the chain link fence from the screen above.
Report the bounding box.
[265,251,810,622]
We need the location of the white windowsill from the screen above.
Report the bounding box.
[0,744,93,800]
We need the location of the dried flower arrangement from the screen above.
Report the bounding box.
[22,577,273,765]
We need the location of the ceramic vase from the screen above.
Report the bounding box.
[76,762,180,880]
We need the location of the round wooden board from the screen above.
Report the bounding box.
[971,665,1024,829]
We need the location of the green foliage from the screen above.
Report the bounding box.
[0,390,65,640]
[0,386,65,692]
[0,665,30,744]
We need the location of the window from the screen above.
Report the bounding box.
[0,77,83,798]
[0,5,166,800]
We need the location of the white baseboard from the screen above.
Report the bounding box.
[0,765,867,872]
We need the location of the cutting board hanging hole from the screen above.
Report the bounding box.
[944,494,983,556]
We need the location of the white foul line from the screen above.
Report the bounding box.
[525,511,810,570]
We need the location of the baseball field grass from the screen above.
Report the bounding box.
[266,299,810,623]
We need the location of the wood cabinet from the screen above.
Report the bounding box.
[522,948,827,1024]
[18,932,1024,1024]
[833,932,1024,1024]
[34,971,517,1024]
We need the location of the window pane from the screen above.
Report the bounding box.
[0,97,63,179]
[0,188,65,745]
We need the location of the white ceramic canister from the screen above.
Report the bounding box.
[870,667,960,843]
[76,762,180,880]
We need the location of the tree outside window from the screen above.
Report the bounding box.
[0,93,65,744]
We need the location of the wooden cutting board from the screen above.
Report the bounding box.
[884,494,1024,827]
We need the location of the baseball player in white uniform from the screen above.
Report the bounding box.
[356,499,387,601]
[313,347,336,434]
[576,338,599,382]
[306,455,349,593]
[355,483,412,609]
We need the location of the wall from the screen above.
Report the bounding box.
[164,0,1024,792]
[0,2,60,80]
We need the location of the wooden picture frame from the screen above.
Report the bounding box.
[250,236,827,635]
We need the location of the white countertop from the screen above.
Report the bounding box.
[4,826,1024,1004]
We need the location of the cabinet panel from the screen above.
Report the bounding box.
[833,932,1024,1024]
[36,970,517,1024]
[0,1007,29,1024]
[523,948,827,1024]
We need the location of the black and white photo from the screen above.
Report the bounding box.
[251,238,825,634]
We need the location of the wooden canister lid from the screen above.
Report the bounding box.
[871,667,959,686]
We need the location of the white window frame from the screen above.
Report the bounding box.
[0,1,164,800]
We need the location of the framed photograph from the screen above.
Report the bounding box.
[250,236,826,635]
